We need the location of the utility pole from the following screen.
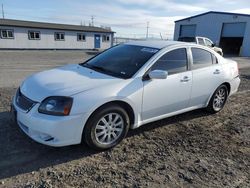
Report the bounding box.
[160,32,163,40]
[2,4,4,19]
[91,15,94,26]
[146,21,149,39]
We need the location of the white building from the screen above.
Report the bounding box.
[0,19,114,50]
[174,11,250,56]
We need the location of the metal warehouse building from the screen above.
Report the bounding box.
[0,19,114,50]
[174,11,250,56]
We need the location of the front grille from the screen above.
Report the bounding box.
[16,89,36,112]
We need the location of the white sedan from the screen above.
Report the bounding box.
[12,41,240,150]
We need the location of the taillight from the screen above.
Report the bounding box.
[236,63,239,76]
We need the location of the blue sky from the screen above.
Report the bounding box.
[1,0,250,39]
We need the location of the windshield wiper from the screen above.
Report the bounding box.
[81,63,109,73]
[81,63,127,79]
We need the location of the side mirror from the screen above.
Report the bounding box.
[211,43,215,47]
[148,70,168,79]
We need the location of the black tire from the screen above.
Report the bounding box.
[83,104,130,150]
[206,84,228,113]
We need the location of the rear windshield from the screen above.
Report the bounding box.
[81,44,159,79]
[178,37,195,42]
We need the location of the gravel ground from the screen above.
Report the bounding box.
[0,51,249,187]
[0,50,93,88]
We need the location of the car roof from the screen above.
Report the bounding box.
[125,40,188,49]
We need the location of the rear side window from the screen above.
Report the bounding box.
[151,48,188,75]
[191,48,213,69]
[197,38,205,45]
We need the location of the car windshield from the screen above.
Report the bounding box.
[80,44,159,79]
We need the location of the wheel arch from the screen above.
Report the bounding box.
[206,82,231,106]
[223,82,231,95]
[84,100,135,131]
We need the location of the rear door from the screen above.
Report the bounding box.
[189,47,224,107]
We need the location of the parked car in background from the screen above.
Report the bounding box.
[178,36,223,56]
[12,41,239,150]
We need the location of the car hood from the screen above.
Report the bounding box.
[213,46,223,52]
[20,64,122,102]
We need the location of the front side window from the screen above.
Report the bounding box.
[197,38,205,45]
[102,35,110,42]
[80,44,159,79]
[1,29,14,39]
[192,48,213,69]
[151,48,188,75]
[77,33,86,41]
[55,32,65,41]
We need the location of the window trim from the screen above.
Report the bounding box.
[77,33,86,42]
[54,32,65,41]
[211,53,218,64]
[0,29,14,39]
[28,30,41,40]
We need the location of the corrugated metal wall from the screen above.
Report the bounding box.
[174,13,250,56]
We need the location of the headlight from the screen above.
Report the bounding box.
[38,96,73,116]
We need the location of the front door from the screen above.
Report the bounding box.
[142,48,192,121]
[94,34,101,49]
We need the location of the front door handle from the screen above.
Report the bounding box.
[213,69,221,74]
[180,76,190,82]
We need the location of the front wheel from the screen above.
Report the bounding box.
[83,104,130,150]
[206,85,228,113]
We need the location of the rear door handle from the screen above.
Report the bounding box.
[213,69,221,74]
[180,76,190,82]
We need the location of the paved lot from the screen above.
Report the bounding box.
[0,50,249,88]
[0,50,93,88]
[0,51,249,187]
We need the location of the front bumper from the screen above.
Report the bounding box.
[12,97,87,147]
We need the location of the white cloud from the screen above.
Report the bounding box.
[230,8,250,14]
[8,0,250,39]
[117,0,207,13]
[50,3,184,39]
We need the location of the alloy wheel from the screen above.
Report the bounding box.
[213,88,226,111]
[94,113,124,145]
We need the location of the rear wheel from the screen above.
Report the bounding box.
[207,85,228,113]
[83,104,130,150]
